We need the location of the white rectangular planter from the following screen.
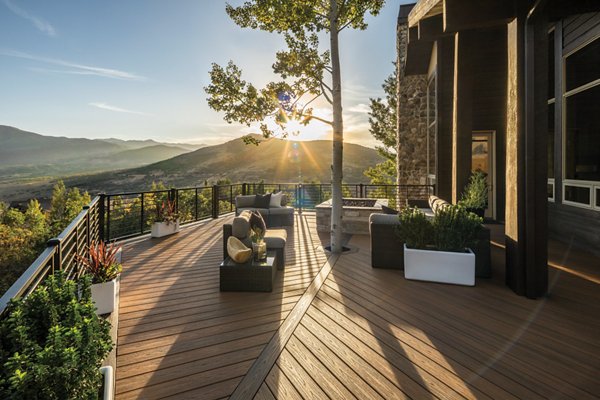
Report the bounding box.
[91,278,118,315]
[151,220,180,238]
[404,244,475,286]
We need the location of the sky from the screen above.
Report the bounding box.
[0,0,409,147]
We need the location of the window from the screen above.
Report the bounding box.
[426,74,436,184]
[562,36,600,208]
[547,29,555,200]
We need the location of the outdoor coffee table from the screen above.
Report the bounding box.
[220,250,277,292]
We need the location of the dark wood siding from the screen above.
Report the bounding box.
[563,12,600,52]
[435,36,454,202]
[471,27,508,221]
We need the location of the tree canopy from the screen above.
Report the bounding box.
[205,0,385,252]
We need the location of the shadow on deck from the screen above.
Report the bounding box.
[116,213,600,399]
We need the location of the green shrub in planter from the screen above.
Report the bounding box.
[396,207,433,250]
[433,205,482,252]
[397,205,482,253]
[459,171,489,215]
[0,272,113,399]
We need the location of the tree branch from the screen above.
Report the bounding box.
[309,115,333,125]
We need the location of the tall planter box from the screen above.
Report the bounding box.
[404,244,475,286]
[91,278,118,315]
[151,220,180,238]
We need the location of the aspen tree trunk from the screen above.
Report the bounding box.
[329,0,344,253]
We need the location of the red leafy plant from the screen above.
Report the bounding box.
[77,241,122,283]
[156,198,178,224]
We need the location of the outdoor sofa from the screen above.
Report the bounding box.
[223,210,287,270]
[235,193,294,227]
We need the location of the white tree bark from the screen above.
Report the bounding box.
[329,0,344,253]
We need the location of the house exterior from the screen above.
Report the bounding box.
[397,0,600,298]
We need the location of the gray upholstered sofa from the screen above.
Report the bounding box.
[223,210,287,270]
[235,194,294,227]
[369,195,491,277]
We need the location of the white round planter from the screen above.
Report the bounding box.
[91,278,118,315]
[403,244,475,286]
[151,220,180,238]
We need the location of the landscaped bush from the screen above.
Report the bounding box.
[397,204,482,252]
[397,207,432,249]
[0,272,112,399]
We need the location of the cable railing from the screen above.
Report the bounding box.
[0,182,434,314]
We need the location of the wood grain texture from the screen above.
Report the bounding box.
[114,213,600,400]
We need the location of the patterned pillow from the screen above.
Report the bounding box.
[249,210,266,236]
[428,195,451,215]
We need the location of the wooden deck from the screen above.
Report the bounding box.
[117,213,600,399]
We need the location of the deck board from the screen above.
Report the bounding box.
[116,213,600,399]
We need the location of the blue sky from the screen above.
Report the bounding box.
[0,0,408,147]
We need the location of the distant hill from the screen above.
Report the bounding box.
[0,125,198,181]
[66,136,385,194]
[98,138,204,152]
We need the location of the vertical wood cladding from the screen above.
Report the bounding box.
[435,36,454,202]
[470,26,508,221]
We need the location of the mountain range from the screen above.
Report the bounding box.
[0,127,384,203]
[0,125,204,181]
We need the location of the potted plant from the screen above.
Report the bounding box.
[0,272,113,399]
[398,205,482,286]
[459,171,489,218]
[78,241,122,315]
[151,198,180,238]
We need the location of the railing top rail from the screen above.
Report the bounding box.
[0,245,55,315]
[55,196,100,242]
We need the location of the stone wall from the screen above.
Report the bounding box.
[396,19,429,186]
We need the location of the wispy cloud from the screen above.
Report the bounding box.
[89,102,151,116]
[0,49,146,81]
[3,0,56,37]
[347,103,371,114]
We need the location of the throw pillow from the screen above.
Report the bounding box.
[381,205,399,214]
[254,193,272,208]
[281,194,289,206]
[429,195,450,215]
[249,210,267,236]
[270,192,284,208]
[227,236,252,263]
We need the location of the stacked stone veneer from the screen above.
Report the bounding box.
[396,17,429,186]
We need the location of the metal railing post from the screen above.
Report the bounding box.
[106,195,111,241]
[298,184,303,214]
[242,183,247,196]
[47,238,61,274]
[140,193,145,235]
[212,185,219,218]
[195,188,199,221]
[359,183,364,198]
[99,193,106,242]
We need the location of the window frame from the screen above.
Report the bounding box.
[561,34,600,209]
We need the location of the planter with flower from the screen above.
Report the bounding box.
[78,241,122,315]
[397,205,482,286]
[151,198,180,238]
